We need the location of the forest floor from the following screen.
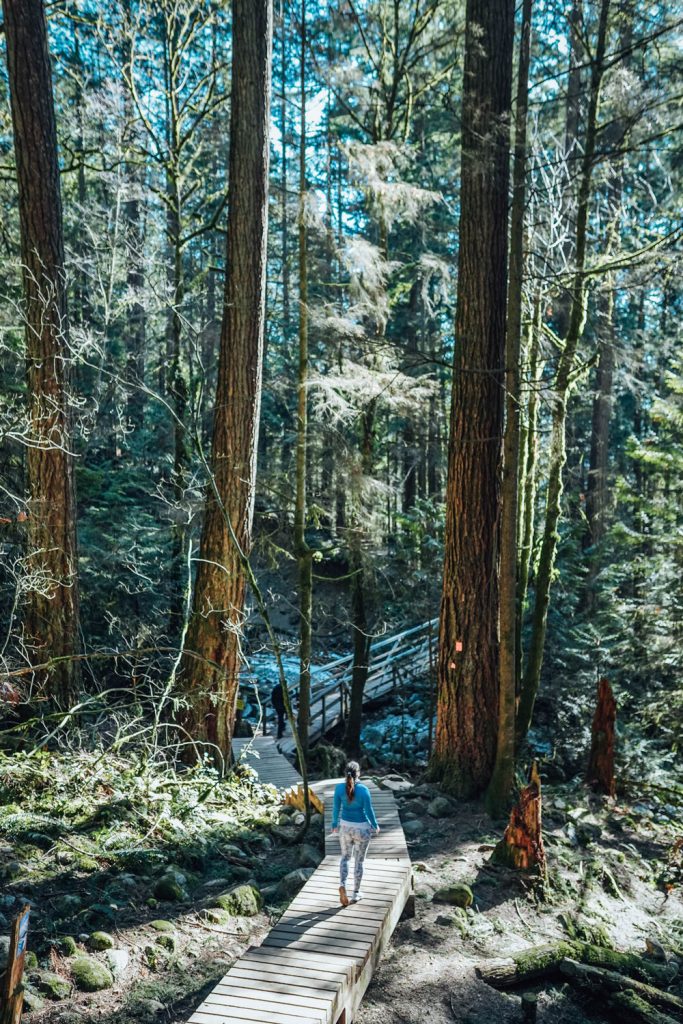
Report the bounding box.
[0,742,681,1024]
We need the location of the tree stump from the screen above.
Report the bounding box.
[586,678,616,796]
[491,762,546,874]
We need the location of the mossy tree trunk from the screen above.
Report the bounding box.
[586,677,616,796]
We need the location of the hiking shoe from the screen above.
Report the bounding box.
[350,891,363,902]
[339,885,349,907]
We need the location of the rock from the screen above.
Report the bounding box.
[380,777,413,793]
[136,998,165,1020]
[435,915,456,926]
[298,844,322,869]
[271,825,298,844]
[149,919,175,933]
[276,868,315,899]
[403,820,424,838]
[22,985,46,1012]
[400,810,418,822]
[71,956,114,992]
[144,943,170,969]
[105,948,130,977]
[645,938,667,961]
[59,936,79,956]
[155,933,177,952]
[0,935,10,971]
[88,931,115,951]
[154,869,188,902]
[432,884,474,909]
[215,884,262,916]
[35,969,72,1000]
[53,894,82,918]
[203,908,231,925]
[25,950,38,969]
[427,796,455,818]
[0,860,22,881]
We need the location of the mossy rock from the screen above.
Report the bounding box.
[22,985,46,1012]
[25,950,39,969]
[203,907,231,925]
[155,933,177,952]
[144,943,170,970]
[215,884,262,917]
[75,855,99,873]
[71,956,114,992]
[432,883,474,909]
[154,867,188,902]
[88,931,115,951]
[34,970,72,1000]
[149,919,175,933]
[59,936,79,956]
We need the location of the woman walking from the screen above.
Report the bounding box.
[331,760,380,905]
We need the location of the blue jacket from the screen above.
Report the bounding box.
[332,781,379,830]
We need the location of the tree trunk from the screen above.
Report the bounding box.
[491,761,546,872]
[586,677,616,796]
[477,942,675,990]
[295,0,313,766]
[516,295,543,692]
[430,0,514,797]
[179,0,273,763]
[3,0,81,707]
[486,0,533,817]
[517,0,611,745]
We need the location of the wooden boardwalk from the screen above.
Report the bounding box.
[188,738,412,1024]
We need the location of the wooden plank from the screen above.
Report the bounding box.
[202,992,328,1023]
[215,978,335,1009]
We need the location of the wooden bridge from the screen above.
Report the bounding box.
[244,618,437,757]
[188,737,412,1024]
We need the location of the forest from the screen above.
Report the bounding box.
[0,1,681,1023]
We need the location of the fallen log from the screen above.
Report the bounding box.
[476,941,677,990]
[607,991,680,1024]
[559,958,683,1016]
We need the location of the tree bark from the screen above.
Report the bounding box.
[517,0,611,745]
[486,0,533,817]
[179,0,273,763]
[430,0,514,797]
[3,0,81,707]
[586,677,616,796]
[491,761,546,872]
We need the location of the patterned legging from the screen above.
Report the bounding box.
[339,825,372,893]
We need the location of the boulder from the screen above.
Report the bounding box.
[276,868,315,899]
[154,868,188,902]
[71,955,114,992]
[88,931,115,951]
[432,883,474,909]
[403,820,423,838]
[21,985,46,1013]
[298,844,322,869]
[215,884,262,916]
[427,796,456,818]
[106,948,130,978]
[59,936,79,956]
[379,777,413,793]
[34,970,72,1000]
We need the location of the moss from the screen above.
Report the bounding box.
[71,956,114,992]
[149,920,175,933]
[215,884,262,916]
[88,931,115,951]
[432,884,474,909]
[59,936,79,956]
[34,970,72,999]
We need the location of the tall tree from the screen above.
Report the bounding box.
[430,0,514,797]
[180,0,273,762]
[487,0,533,816]
[517,0,612,744]
[295,0,313,764]
[3,0,81,706]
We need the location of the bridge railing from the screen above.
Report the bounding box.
[254,618,438,747]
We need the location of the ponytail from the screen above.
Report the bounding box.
[345,760,360,803]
